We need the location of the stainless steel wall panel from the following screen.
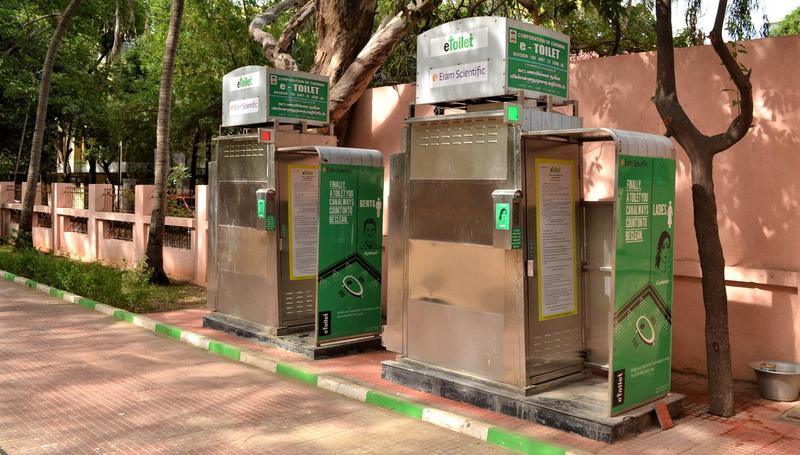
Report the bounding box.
[407,180,499,245]
[217,181,266,229]
[206,161,218,310]
[408,240,506,314]
[212,135,279,327]
[407,298,506,382]
[583,202,613,367]
[383,152,409,354]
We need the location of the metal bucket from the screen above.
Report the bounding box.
[749,361,800,402]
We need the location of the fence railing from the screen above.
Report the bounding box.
[5,184,21,202]
[167,188,195,218]
[39,184,51,207]
[64,186,88,209]
[102,187,135,213]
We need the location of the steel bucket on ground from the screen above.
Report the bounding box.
[749,361,800,402]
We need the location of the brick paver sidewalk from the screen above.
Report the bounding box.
[150,309,800,455]
[0,280,510,454]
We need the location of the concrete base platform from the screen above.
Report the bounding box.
[382,359,685,442]
[203,312,382,360]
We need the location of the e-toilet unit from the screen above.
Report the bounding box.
[382,17,683,440]
[207,66,384,357]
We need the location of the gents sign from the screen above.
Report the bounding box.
[611,154,676,415]
[267,69,329,125]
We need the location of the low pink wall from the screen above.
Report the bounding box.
[344,35,800,381]
[0,182,208,286]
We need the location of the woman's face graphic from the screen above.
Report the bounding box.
[660,238,671,266]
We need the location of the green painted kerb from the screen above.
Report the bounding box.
[486,427,565,455]
[3,271,16,281]
[25,279,38,288]
[155,323,182,339]
[208,341,241,361]
[275,363,318,386]
[78,298,97,310]
[113,309,135,323]
[365,391,424,420]
[49,288,64,299]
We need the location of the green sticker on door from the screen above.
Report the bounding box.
[495,202,510,230]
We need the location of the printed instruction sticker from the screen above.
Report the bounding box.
[535,158,578,320]
[289,165,319,280]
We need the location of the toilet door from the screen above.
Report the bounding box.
[276,152,320,329]
[523,138,584,384]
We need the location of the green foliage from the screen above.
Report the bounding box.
[0,244,155,312]
[771,7,800,36]
[168,163,188,188]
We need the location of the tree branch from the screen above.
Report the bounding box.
[327,0,439,124]
[518,0,542,25]
[248,0,307,64]
[652,0,703,147]
[706,0,754,153]
[274,0,315,70]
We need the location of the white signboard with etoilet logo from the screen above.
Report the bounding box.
[222,66,268,127]
[416,16,570,105]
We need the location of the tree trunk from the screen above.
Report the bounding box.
[311,0,377,85]
[690,151,735,416]
[14,106,29,184]
[204,130,211,185]
[63,124,73,183]
[145,0,185,284]
[17,0,82,249]
[88,156,97,184]
[100,160,116,186]
[189,128,199,191]
[653,0,752,418]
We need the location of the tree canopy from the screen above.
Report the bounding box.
[0,0,775,183]
[770,6,800,36]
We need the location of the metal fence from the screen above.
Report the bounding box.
[5,184,21,202]
[64,216,88,234]
[164,225,192,249]
[64,186,88,209]
[36,212,52,229]
[102,187,135,213]
[106,220,134,242]
[39,185,51,206]
[167,188,195,218]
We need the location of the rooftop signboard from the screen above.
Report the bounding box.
[222,67,330,127]
[416,17,570,105]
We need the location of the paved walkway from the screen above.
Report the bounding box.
[150,309,800,455]
[0,280,508,454]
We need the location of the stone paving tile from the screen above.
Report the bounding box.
[0,280,508,454]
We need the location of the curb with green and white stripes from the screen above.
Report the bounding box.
[1,269,571,455]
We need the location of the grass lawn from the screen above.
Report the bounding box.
[0,244,206,313]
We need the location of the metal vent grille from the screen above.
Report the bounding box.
[282,289,314,324]
[410,118,508,180]
[221,141,267,159]
[528,326,582,369]
[414,119,503,148]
